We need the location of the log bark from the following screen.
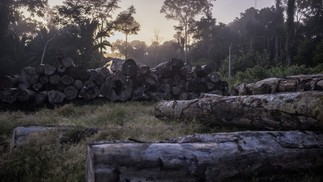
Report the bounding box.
[155,91,323,130]
[86,131,323,182]
[231,74,323,95]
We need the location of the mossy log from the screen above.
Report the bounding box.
[155,91,323,130]
[86,131,323,182]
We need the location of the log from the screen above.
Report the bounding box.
[0,75,20,89]
[86,131,323,182]
[47,90,65,104]
[36,64,45,74]
[68,66,89,81]
[49,74,61,85]
[100,72,133,101]
[64,86,78,100]
[16,89,35,102]
[152,58,184,79]
[34,91,47,105]
[0,88,17,104]
[155,91,323,130]
[105,59,138,77]
[138,65,150,75]
[57,63,66,73]
[79,80,100,100]
[44,64,56,76]
[231,74,323,95]
[74,80,83,90]
[21,67,39,88]
[61,75,74,86]
[11,125,98,150]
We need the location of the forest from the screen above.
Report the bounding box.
[0,0,322,82]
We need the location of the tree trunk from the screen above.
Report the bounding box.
[286,0,296,65]
[86,131,323,182]
[231,74,323,95]
[100,72,133,101]
[155,91,323,130]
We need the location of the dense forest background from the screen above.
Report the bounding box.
[0,0,322,83]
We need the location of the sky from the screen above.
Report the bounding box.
[49,0,275,45]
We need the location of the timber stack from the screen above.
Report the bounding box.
[0,57,228,106]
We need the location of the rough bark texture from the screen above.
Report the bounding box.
[86,131,323,182]
[155,91,323,130]
[231,74,323,95]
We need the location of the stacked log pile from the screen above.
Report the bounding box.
[0,58,228,106]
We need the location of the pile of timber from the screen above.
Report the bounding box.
[0,57,228,106]
[231,74,323,95]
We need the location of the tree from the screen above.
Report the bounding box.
[286,0,296,65]
[114,6,140,59]
[160,0,214,64]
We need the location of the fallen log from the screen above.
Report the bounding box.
[231,74,323,95]
[155,91,323,130]
[11,125,98,150]
[86,131,323,182]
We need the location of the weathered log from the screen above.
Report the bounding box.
[74,80,83,90]
[0,75,20,89]
[79,80,100,100]
[153,58,184,78]
[155,91,323,130]
[64,86,78,100]
[232,74,323,95]
[47,90,65,104]
[44,64,56,76]
[105,59,138,77]
[34,91,47,105]
[11,125,98,150]
[0,88,17,104]
[49,74,61,85]
[61,75,74,86]
[16,89,35,102]
[86,131,323,182]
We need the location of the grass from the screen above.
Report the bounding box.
[0,102,321,182]
[0,101,219,181]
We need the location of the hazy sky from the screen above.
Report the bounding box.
[49,0,275,44]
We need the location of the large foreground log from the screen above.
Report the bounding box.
[86,131,323,182]
[155,91,323,130]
